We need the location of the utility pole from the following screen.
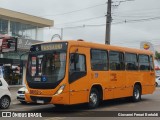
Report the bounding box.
[105,0,112,45]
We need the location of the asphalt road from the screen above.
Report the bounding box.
[1,88,160,120]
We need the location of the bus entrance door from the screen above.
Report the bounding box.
[69,47,90,104]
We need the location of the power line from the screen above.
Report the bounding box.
[113,14,158,18]
[51,22,123,30]
[113,7,160,15]
[112,0,135,6]
[55,15,105,26]
[41,3,106,17]
[124,16,160,23]
[49,15,160,30]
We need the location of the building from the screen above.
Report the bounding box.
[0,8,54,85]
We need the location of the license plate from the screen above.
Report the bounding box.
[37,100,44,104]
[19,95,24,97]
[34,77,41,82]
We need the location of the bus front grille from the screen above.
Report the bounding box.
[30,96,52,103]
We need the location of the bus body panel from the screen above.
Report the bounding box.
[141,71,155,95]
[109,71,127,99]
[90,71,112,100]
[125,72,141,96]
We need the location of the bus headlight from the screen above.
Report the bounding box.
[55,84,65,95]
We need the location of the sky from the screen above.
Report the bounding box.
[0,0,160,48]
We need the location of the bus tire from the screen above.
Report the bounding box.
[88,88,100,109]
[132,85,141,102]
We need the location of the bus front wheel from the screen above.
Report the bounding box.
[132,85,141,102]
[88,88,100,109]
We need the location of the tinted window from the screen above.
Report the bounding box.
[150,56,154,71]
[91,49,108,71]
[109,51,125,70]
[70,54,86,72]
[139,55,150,70]
[125,53,138,70]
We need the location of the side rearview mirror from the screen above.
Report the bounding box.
[74,53,79,63]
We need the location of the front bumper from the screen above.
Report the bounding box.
[25,92,69,105]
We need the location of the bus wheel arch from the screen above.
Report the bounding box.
[132,82,142,102]
[88,84,103,109]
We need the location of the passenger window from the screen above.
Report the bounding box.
[150,56,154,71]
[125,53,138,70]
[70,54,86,72]
[109,51,125,70]
[91,49,108,71]
[0,80,2,86]
[69,54,87,83]
[139,55,150,71]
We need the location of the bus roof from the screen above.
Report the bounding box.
[33,40,153,55]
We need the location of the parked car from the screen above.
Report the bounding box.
[156,76,160,87]
[17,86,28,104]
[0,68,11,109]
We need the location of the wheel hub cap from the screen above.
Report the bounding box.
[134,89,140,100]
[90,93,97,105]
[1,98,9,108]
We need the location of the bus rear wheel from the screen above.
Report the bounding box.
[88,88,100,109]
[132,85,141,102]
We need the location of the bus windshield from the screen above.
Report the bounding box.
[27,51,66,84]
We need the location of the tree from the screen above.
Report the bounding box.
[155,51,160,59]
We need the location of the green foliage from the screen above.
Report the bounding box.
[155,51,160,59]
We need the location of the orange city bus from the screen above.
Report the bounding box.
[25,40,155,108]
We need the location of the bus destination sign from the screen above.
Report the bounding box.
[41,44,62,51]
[30,42,67,52]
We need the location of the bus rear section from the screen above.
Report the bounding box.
[25,40,155,108]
